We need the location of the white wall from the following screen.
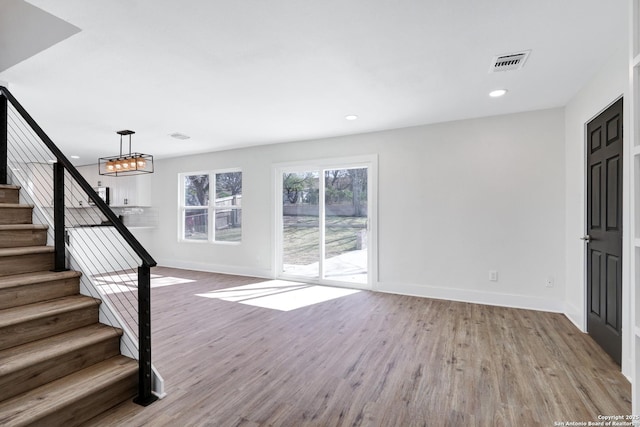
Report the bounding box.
[563,42,630,376]
[149,108,566,312]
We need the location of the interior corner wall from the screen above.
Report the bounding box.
[563,43,630,375]
[149,108,566,312]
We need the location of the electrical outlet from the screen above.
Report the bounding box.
[546,276,554,288]
[489,270,498,282]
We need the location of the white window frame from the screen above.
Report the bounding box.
[273,154,377,290]
[178,168,242,244]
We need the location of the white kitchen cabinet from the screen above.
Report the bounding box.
[76,164,152,207]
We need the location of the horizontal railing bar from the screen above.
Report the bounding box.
[0,85,155,267]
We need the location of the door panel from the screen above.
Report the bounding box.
[586,97,623,365]
[591,164,601,229]
[591,127,602,152]
[606,156,620,230]
[324,168,368,284]
[281,172,320,279]
[606,114,620,145]
[605,254,619,329]
[590,250,601,315]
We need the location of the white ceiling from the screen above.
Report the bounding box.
[0,0,628,165]
[0,0,79,73]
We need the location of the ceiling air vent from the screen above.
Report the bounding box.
[170,132,190,140]
[489,50,531,73]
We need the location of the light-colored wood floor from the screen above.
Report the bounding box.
[86,267,631,426]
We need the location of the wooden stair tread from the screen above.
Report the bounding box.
[0,324,122,376]
[0,224,48,231]
[0,246,54,257]
[0,204,33,209]
[0,270,81,291]
[0,185,20,190]
[0,356,137,426]
[0,295,100,329]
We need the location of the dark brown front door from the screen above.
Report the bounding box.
[586,97,623,365]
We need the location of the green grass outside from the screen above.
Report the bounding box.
[183,226,241,242]
[216,227,242,242]
[283,215,367,266]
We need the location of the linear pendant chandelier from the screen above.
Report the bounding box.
[98,130,154,176]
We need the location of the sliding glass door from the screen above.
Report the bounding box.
[279,161,372,287]
[281,171,320,279]
[323,167,368,284]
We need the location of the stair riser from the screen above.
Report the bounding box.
[34,372,137,427]
[0,252,54,277]
[0,189,19,204]
[0,207,33,225]
[0,277,80,310]
[0,337,121,402]
[0,229,47,248]
[0,306,99,351]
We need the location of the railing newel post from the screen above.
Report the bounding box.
[133,263,157,406]
[53,162,66,271]
[0,90,7,185]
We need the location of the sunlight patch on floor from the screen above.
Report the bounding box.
[94,273,195,294]
[150,276,196,288]
[195,280,360,311]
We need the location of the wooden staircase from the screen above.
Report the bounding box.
[0,184,138,426]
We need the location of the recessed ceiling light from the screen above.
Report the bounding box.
[345,115,358,121]
[489,89,508,97]
[70,155,80,159]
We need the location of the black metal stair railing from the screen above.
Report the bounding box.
[0,86,158,406]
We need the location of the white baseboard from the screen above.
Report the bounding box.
[563,302,585,332]
[376,281,565,313]
[155,262,566,313]
[156,258,273,279]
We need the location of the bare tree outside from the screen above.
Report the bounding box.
[183,175,209,240]
[349,168,367,217]
[184,175,209,206]
[215,172,242,242]
[323,168,367,217]
[283,172,318,204]
[216,171,242,197]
